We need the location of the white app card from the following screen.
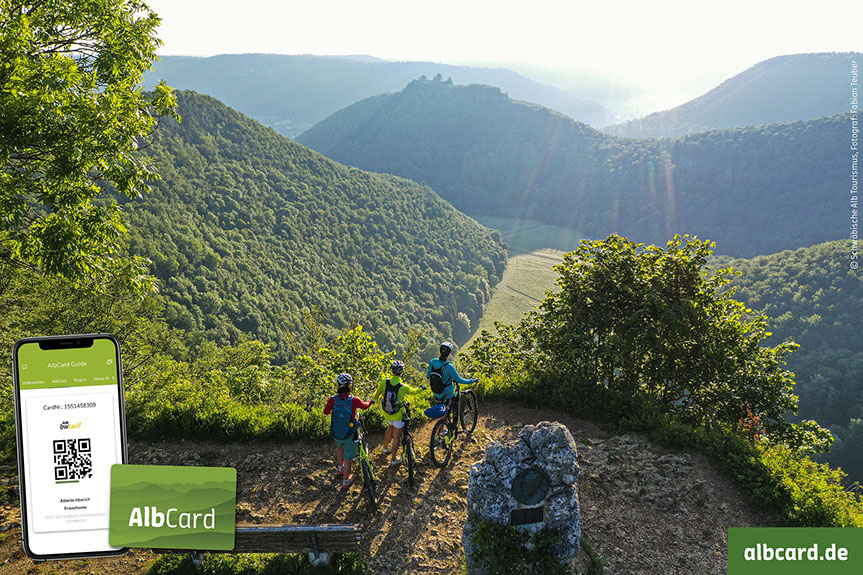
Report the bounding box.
[25,393,118,533]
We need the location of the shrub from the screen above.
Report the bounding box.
[147,553,365,575]
[470,520,569,575]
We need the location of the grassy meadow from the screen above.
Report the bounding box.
[468,216,584,345]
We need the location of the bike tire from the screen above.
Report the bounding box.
[461,390,478,434]
[405,435,416,488]
[430,418,453,468]
[361,458,376,506]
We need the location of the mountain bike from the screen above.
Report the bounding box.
[399,400,418,488]
[429,381,478,468]
[354,413,377,506]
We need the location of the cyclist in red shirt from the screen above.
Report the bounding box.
[323,373,372,489]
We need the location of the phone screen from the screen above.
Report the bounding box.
[13,335,127,559]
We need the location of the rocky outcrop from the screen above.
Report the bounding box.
[464,421,581,572]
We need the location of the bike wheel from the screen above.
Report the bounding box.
[405,435,416,488]
[430,418,453,468]
[361,458,376,506]
[461,390,478,434]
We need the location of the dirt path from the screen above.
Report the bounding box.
[0,400,765,575]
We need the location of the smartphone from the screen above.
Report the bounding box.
[12,334,127,560]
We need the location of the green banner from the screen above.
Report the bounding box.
[17,338,119,389]
[109,465,236,551]
[728,528,863,574]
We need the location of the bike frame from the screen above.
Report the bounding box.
[449,383,463,430]
[355,416,376,483]
[400,401,417,485]
[401,402,413,444]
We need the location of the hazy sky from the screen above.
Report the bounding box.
[144,0,860,109]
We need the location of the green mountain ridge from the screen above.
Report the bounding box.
[603,52,861,138]
[297,77,847,258]
[121,90,507,360]
[142,54,612,138]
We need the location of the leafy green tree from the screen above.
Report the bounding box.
[713,240,863,481]
[0,0,177,283]
[539,235,831,449]
[469,235,830,452]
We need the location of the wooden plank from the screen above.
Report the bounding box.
[153,524,361,554]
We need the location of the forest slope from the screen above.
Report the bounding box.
[121,91,507,360]
[721,241,863,480]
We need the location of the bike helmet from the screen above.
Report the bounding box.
[440,341,454,356]
[336,372,353,392]
[391,360,405,375]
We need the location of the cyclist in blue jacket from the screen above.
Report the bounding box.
[426,341,476,417]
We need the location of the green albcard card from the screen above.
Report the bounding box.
[109,464,236,550]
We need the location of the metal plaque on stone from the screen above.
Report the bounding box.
[510,506,544,526]
[512,467,551,505]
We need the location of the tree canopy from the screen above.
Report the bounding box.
[121,91,507,360]
[719,240,863,480]
[0,0,176,283]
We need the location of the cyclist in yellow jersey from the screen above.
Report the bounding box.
[373,360,425,466]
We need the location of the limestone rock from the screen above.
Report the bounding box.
[464,421,581,572]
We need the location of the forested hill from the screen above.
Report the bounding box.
[120,91,507,360]
[297,77,847,258]
[720,240,863,480]
[142,54,611,137]
[604,53,860,138]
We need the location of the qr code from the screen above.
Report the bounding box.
[53,438,92,481]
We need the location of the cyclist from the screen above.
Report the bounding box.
[373,360,425,467]
[323,373,372,489]
[426,341,477,420]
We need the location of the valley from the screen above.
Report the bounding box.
[465,216,582,343]
[298,77,848,258]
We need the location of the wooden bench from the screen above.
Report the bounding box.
[161,523,362,566]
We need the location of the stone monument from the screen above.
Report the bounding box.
[463,421,581,572]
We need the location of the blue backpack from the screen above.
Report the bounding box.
[331,395,355,440]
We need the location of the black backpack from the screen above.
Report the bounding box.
[429,361,450,395]
[381,379,401,415]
